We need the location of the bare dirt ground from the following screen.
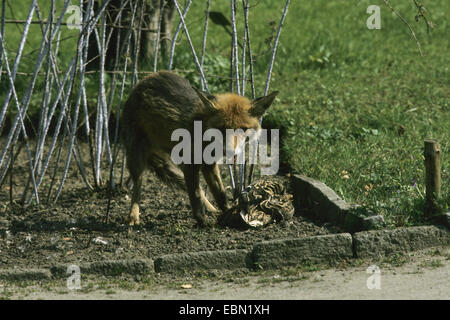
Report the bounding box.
[0,140,336,270]
[1,247,449,300]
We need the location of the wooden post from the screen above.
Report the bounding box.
[424,139,441,216]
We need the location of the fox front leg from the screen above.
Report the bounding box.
[182,164,216,227]
[201,164,230,212]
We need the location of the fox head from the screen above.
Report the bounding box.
[194,89,278,157]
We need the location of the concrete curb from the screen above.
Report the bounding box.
[353,225,450,259]
[251,233,353,269]
[0,225,448,280]
[50,259,154,278]
[0,268,52,281]
[291,174,385,232]
[154,249,250,274]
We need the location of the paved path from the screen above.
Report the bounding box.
[3,248,449,300]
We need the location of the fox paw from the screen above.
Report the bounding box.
[128,216,140,226]
[196,215,217,228]
[125,216,140,226]
[194,204,217,228]
[126,203,141,226]
[125,213,140,226]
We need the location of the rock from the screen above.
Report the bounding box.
[0,268,52,281]
[250,233,353,269]
[154,249,250,274]
[353,225,450,259]
[291,174,385,232]
[92,237,108,245]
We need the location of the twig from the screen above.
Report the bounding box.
[230,0,240,95]
[243,0,255,99]
[0,0,6,83]
[200,0,210,91]
[167,0,192,70]
[172,0,209,92]
[264,0,289,95]
[413,0,435,34]
[153,0,166,72]
[382,0,423,57]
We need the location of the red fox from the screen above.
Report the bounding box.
[120,71,278,226]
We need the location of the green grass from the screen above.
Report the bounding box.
[1,0,449,227]
[149,0,450,227]
[262,0,450,227]
[177,0,449,227]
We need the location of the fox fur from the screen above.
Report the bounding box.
[120,70,278,226]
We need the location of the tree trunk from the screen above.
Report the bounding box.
[140,0,175,65]
[85,0,175,71]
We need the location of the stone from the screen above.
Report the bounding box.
[353,225,450,259]
[250,233,353,269]
[154,249,249,274]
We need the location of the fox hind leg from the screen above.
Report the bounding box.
[150,152,218,214]
[125,141,146,226]
[129,175,142,225]
[149,151,186,189]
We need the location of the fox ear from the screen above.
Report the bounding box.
[194,88,217,114]
[249,91,279,118]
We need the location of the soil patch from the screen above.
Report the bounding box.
[0,141,338,270]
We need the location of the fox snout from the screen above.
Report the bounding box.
[226,128,261,158]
